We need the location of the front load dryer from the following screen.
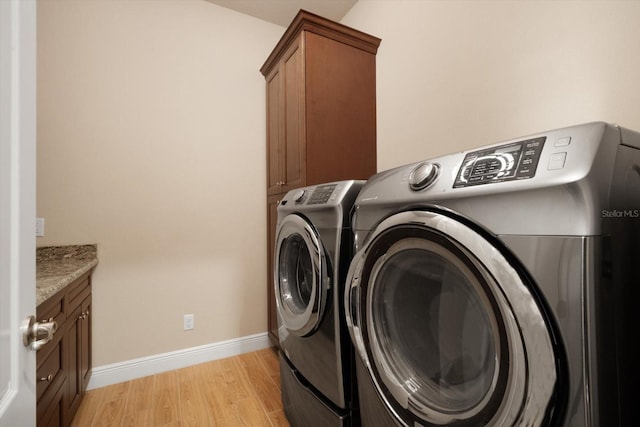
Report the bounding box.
[275,180,364,427]
[344,122,640,426]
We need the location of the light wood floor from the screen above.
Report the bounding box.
[71,347,290,427]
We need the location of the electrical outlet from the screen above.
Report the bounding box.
[36,218,45,237]
[183,314,194,331]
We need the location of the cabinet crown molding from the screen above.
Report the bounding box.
[260,9,381,76]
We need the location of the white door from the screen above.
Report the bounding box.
[0,0,37,426]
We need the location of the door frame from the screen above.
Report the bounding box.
[0,0,37,425]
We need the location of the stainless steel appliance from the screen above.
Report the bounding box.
[275,180,364,427]
[345,122,640,426]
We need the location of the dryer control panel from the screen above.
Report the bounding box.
[307,184,337,205]
[454,137,546,188]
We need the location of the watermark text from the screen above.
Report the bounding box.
[601,209,639,218]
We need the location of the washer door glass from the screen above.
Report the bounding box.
[280,233,314,314]
[275,214,328,337]
[369,239,502,418]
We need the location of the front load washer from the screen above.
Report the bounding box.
[344,122,640,426]
[275,180,364,427]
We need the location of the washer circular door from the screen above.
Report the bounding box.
[346,209,559,426]
[275,214,329,337]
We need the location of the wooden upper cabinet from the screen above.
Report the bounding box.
[261,10,381,346]
[261,10,381,196]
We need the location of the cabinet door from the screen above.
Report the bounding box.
[36,293,66,407]
[36,327,65,427]
[80,295,91,392]
[267,194,283,346]
[65,293,91,426]
[35,330,64,403]
[280,36,305,193]
[304,31,377,183]
[266,36,306,196]
[65,303,82,424]
[37,379,65,427]
[266,66,282,195]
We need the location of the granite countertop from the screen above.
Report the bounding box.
[36,245,98,306]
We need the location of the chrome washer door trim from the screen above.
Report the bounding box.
[275,214,328,337]
[345,209,557,426]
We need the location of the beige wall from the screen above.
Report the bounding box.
[342,0,640,171]
[37,0,283,366]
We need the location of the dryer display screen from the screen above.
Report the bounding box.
[454,137,546,188]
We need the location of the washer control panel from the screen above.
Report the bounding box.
[307,183,338,205]
[454,136,546,188]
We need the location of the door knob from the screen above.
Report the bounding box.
[21,315,57,351]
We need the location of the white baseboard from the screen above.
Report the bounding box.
[87,332,271,390]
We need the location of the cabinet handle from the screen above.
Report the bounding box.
[78,310,90,321]
[39,374,53,383]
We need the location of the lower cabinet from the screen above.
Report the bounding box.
[36,271,93,427]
